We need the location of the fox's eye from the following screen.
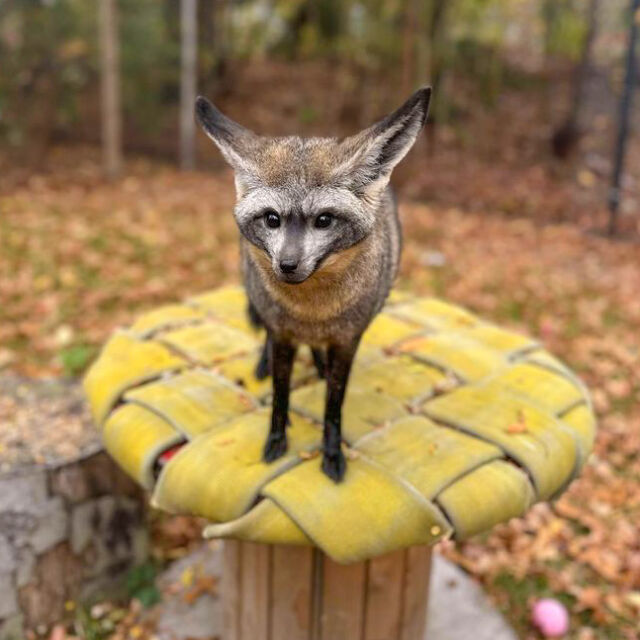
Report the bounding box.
[315,213,333,229]
[264,210,281,229]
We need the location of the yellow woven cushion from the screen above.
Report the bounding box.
[84,286,595,564]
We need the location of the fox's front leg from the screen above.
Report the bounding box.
[263,337,296,463]
[322,339,360,482]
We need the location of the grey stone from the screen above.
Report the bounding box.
[157,541,222,591]
[15,546,36,588]
[49,450,141,504]
[70,500,96,555]
[78,573,128,603]
[0,535,15,573]
[0,473,47,513]
[0,572,18,618]
[425,554,518,640]
[132,527,150,566]
[49,462,92,504]
[71,496,146,580]
[155,591,221,640]
[1,501,66,555]
[17,542,82,628]
[0,512,36,543]
[26,497,68,554]
[0,613,23,640]
[154,542,222,640]
[70,496,116,555]
[72,453,117,499]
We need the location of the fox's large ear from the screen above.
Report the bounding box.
[195,96,258,176]
[337,87,431,193]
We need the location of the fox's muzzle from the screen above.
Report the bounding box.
[273,222,314,283]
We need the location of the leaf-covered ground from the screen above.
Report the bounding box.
[1,147,639,639]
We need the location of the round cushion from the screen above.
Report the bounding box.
[84,286,595,564]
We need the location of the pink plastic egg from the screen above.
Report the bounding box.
[531,598,569,637]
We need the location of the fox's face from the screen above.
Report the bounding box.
[195,89,431,284]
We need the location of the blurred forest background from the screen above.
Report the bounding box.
[1,0,639,211]
[1,1,640,639]
[1,0,639,229]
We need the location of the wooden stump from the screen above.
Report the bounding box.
[222,542,432,640]
[0,377,149,638]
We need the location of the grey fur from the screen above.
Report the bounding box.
[196,87,431,480]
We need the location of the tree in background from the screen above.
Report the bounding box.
[180,0,197,169]
[551,0,601,159]
[608,0,640,235]
[0,0,632,174]
[99,0,122,178]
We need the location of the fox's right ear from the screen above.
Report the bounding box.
[195,96,257,176]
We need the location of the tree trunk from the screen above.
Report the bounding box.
[608,0,640,235]
[551,0,601,159]
[198,0,215,90]
[570,0,600,126]
[99,0,122,179]
[180,0,198,170]
[401,0,418,96]
[425,0,452,154]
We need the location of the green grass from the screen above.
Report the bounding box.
[59,343,97,377]
[125,561,161,608]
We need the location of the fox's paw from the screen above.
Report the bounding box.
[263,431,288,463]
[322,448,346,483]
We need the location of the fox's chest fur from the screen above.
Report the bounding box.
[242,194,401,347]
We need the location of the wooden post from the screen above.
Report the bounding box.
[222,542,432,640]
[99,0,122,179]
[180,0,198,170]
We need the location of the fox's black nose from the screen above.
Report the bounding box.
[279,260,298,274]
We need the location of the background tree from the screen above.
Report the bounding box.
[551,0,601,159]
[180,0,198,169]
[608,0,640,235]
[99,0,122,178]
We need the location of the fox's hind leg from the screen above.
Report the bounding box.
[311,347,326,379]
[248,301,272,380]
[255,335,271,380]
[247,300,263,329]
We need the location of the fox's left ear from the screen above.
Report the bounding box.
[337,87,431,192]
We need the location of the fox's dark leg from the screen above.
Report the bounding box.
[247,301,263,329]
[255,335,271,380]
[311,347,326,379]
[263,337,296,463]
[322,339,360,482]
[249,301,272,380]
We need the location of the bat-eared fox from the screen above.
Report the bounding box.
[195,87,431,482]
